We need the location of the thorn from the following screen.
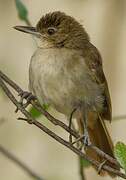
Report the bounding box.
[18,117,34,124]
[72,135,84,145]
[98,160,107,174]
[18,117,28,121]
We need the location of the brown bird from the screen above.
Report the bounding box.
[14,11,116,176]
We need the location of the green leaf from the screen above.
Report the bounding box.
[29,107,41,118]
[29,104,49,118]
[15,0,28,21]
[42,104,50,110]
[80,157,90,168]
[114,141,126,172]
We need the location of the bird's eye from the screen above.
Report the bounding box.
[47,27,56,35]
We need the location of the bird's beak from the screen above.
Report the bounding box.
[14,26,41,38]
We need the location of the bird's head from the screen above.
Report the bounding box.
[14,11,89,49]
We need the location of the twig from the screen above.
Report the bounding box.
[90,145,121,168]
[0,71,121,167]
[0,70,125,179]
[0,144,43,180]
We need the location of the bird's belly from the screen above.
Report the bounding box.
[30,66,83,115]
[29,48,104,116]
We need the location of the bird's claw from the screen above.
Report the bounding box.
[19,91,36,103]
[71,132,91,150]
[83,131,91,147]
[16,91,36,112]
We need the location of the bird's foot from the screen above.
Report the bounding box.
[15,91,36,112]
[83,131,91,147]
[72,131,91,147]
[19,91,36,105]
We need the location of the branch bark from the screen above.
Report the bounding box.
[0,70,125,179]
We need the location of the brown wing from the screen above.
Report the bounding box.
[84,43,112,121]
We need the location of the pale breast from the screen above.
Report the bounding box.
[29,47,104,116]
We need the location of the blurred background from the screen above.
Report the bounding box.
[0,0,126,180]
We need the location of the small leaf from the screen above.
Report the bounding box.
[29,104,49,118]
[114,141,126,172]
[15,0,28,21]
[80,157,90,168]
[29,107,41,118]
[42,104,50,110]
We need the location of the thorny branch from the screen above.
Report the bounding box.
[0,70,125,179]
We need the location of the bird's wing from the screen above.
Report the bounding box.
[84,43,112,121]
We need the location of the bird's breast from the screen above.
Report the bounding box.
[29,47,104,116]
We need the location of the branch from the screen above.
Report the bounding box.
[0,70,121,166]
[0,145,43,180]
[0,70,125,179]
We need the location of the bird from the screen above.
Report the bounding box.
[14,11,117,176]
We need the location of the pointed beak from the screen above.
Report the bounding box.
[14,26,41,38]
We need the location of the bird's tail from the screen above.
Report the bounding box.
[77,114,119,177]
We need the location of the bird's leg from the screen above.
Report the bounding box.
[83,109,91,146]
[68,108,77,143]
[71,107,91,148]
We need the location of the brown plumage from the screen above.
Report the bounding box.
[14,11,118,177]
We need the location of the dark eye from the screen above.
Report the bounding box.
[47,27,56,35]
